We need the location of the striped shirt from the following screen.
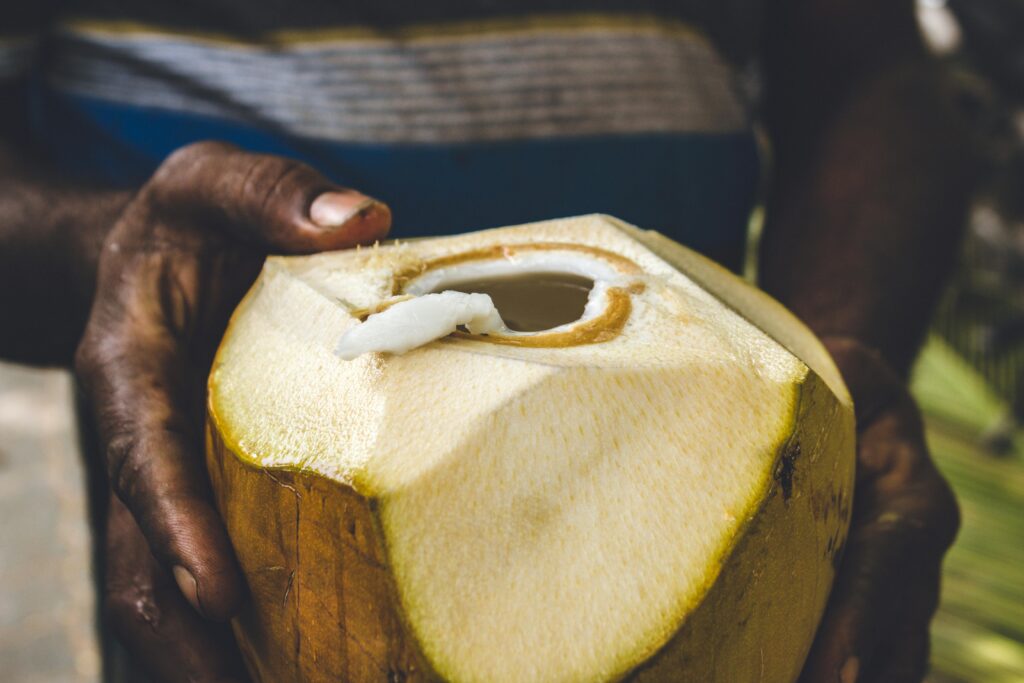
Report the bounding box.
[3,1,762,269]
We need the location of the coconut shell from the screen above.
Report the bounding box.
[205,215,855,682]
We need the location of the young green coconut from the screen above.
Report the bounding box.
[206,214,855,683]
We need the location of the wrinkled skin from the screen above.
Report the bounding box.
[75,141,391,682]
[77,144,958,683]
[103,493,248,681]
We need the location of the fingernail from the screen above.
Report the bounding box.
[309,192,378,229]
[173,565,204,616]
[840,656,859,683]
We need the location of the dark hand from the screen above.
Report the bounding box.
[75,141,391,682]
[801,337,960,683]
[104,493,248,681]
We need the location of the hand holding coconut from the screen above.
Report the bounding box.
[63,138,963,683]
[798,338,960,683]
[73,141,391,681]
[72,170,960,683]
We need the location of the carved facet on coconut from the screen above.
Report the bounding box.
[205,215,855,683]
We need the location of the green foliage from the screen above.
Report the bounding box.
[912,337,1024,682]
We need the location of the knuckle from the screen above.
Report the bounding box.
[73,330,129,394]
[147,140,238,207]
[892,472,961,558]
[102,584,159,636]
[108,432,149,502]
[159,140,234,177]
[241,155,313,216]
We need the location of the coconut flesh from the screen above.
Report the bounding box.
[335,251,627,360]
[206,215,856,683]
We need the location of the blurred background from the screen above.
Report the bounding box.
[2,0,1023,681]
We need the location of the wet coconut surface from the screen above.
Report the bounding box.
[438,272,594,332]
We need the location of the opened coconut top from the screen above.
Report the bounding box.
[209,215,844,484]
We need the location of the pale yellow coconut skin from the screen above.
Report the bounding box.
[206,215,855,683]
[617,223,854,682]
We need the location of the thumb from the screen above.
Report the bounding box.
[147,140,391,253]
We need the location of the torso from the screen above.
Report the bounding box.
[16,1,763,268]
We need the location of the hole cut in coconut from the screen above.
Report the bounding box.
[336,244,638,359]
[433,272,594,332]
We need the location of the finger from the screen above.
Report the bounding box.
[819,336,910,431]
[800,478,954,683]
[866,556,940,683]
[148,140,391,252]
[78,262,244,620]
[105,495,249,683]
[808,563,938,683]
[871,631,930,683]
[800,530,905,682]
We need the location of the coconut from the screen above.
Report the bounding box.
[205,214,855,683]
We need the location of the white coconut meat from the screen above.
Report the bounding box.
[335,249,629,359]
[335,292,507,359]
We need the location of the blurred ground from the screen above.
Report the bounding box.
[2,337,1023,682]
[0,363,99,683]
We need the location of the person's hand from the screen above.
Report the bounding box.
[103,492,249,681]
[801,337,961,683]
[75,141,391,682]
